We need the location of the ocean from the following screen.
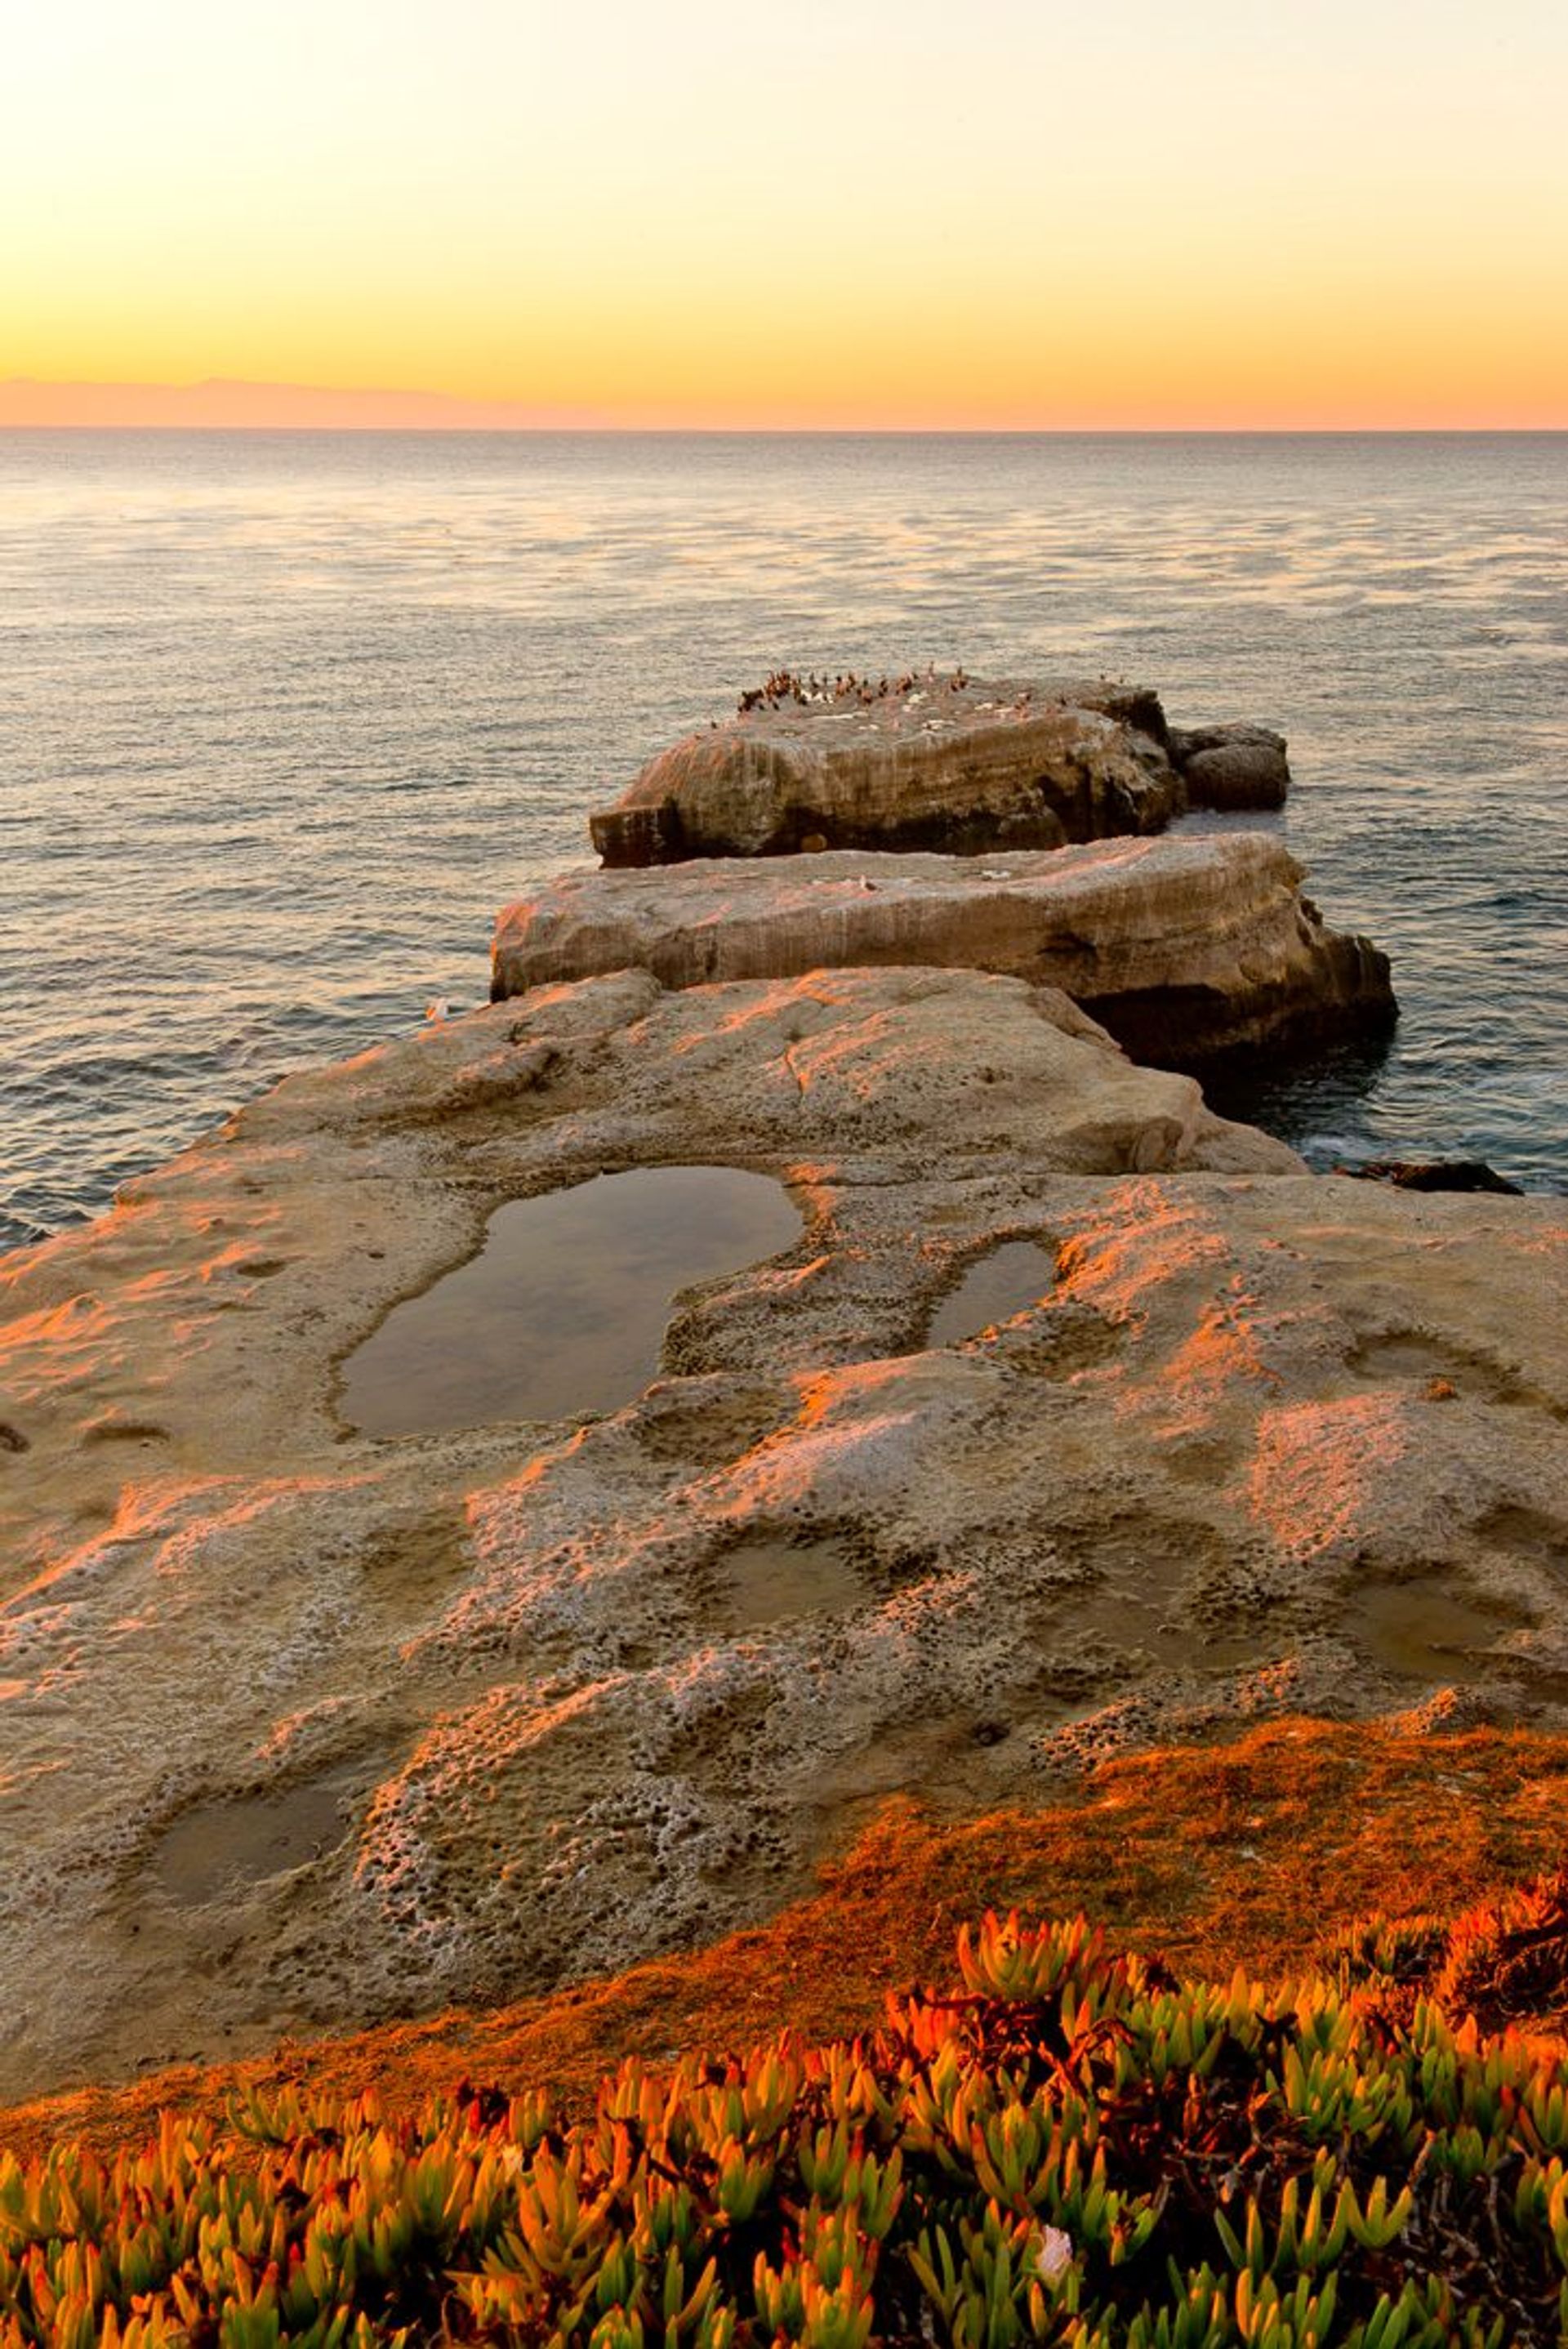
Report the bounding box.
[3,430,1565,1254]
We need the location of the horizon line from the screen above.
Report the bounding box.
[3,378,1566,436]
[6,422,1567,439]
[5,426,1566,438]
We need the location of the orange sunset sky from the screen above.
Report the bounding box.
[4,0,1566,430]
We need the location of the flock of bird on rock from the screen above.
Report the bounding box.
[735,665,973,714]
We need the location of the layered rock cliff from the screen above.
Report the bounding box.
[493,834,1394,1065]
[588,676,1281,865]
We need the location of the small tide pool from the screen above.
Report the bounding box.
[339,1165,800,1437]
[928,1239,1057,1347]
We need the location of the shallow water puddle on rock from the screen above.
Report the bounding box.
[710,1535,868,1630]
[1350,1576,1518,1683]
[929,1239,1056,1347]
[341,1166,800,1437]
[1069,1581,1272,1675]
[152,1763,368,1909]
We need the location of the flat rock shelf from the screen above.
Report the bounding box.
[2,962,1564,2103]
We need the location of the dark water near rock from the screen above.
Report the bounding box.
[338,1165,800,1437]
[1348,1575,1524,1686]
[4,430,1566,1251]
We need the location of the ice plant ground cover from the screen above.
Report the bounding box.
[7,1901,1568,2346]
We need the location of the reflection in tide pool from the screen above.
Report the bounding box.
[339,1165,800,1437]
[928,1239,1057,1347]
[708,1534,870,1632]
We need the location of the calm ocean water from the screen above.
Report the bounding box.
[3,430,1566,1252]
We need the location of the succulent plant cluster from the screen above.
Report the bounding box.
[7,1909,1568,2347]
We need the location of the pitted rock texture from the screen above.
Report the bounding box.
[588,676,1190,865]
[1,967,1563,2104]
[493,835,1394,1066]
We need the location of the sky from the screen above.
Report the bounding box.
[3,0,1566,428]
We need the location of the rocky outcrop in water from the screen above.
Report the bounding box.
[588,678,1295,867]
[14,662,1537,2120]
[1169,724,1291,811]
[493,834,1393,1066]
[588,677,1210,865]
[1344,1159,1527,1196]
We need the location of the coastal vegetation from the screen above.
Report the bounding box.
[7,1893,1568,2346]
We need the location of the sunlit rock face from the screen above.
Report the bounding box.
[2,964,1565,2106]
[493,834,1394,1066]
[588,676,1194,865]
[588,680,1296,867]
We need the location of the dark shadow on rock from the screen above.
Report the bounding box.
[1339,1158,1526,1196]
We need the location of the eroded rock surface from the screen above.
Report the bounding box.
[2,966,1563,2102]
[494,835,1394,1065]
[589,679,1295,866]
[590,677,1200,865]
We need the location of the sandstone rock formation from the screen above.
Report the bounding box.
[588,680,1295,867]
[2,965,1562,2105]
[493,835,1393,1066]
[590,677,1195,865]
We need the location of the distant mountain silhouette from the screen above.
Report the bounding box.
[0,377,609,428]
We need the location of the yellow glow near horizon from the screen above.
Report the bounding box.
[3,0,1566,426]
